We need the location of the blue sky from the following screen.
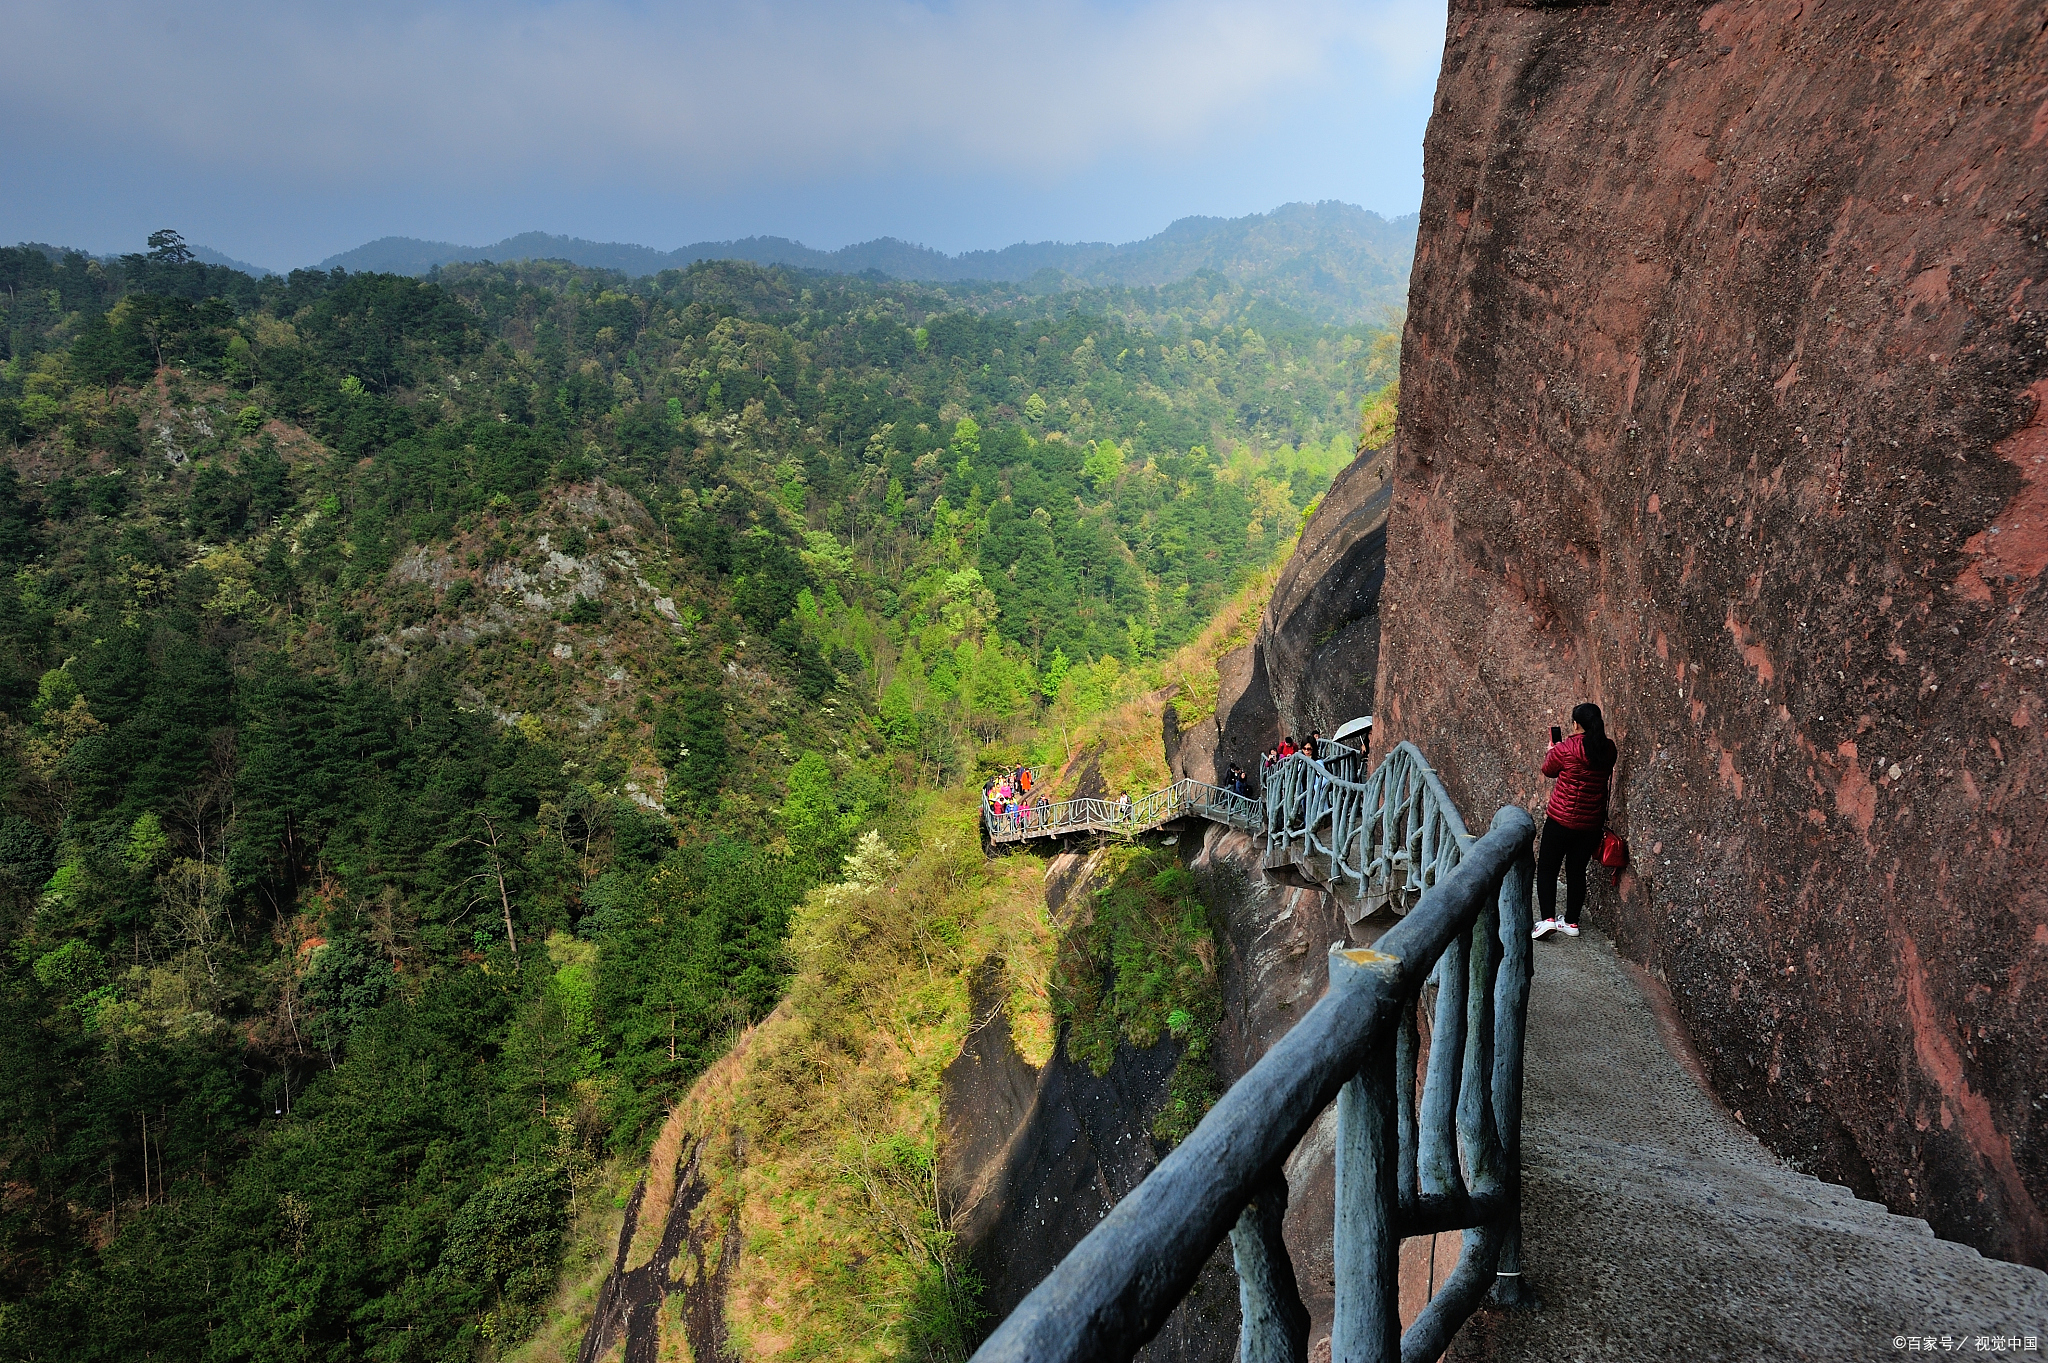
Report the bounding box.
[1,0,1448,272]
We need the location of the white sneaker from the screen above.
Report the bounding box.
[1557,922,1581,937]
[1532,918,1558,939]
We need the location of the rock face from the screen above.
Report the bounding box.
[942,979,1244,1361]
[942,847,1243,1361]
[576,1135,743,1363]
[1375,0,2048,1266]
[1202,445,1394,784]
[1190,824,1360,1344]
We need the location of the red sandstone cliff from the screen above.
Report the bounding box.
[1373,0,2048,1265]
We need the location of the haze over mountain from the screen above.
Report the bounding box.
[185,244,273,277]
[316,201,1418,324]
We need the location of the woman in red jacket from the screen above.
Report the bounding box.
[1532,702,1617,939]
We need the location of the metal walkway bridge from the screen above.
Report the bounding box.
[984,741,1471,918]
[974,740,1535,1363]
[984,776,1263,844]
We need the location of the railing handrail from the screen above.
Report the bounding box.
[983,776,1262,843]
[971,802,1537,1361]
[1262,742,1468,914]
[982,744,1467,925]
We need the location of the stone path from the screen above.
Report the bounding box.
[1448,929,2048,1361]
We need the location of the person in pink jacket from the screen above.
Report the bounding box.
[1532,702,1617,939]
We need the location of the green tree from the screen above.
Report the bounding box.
[1082,438,1125,490]
[655,687,729,804]
[779,752,864,872]
[145,229,193,265]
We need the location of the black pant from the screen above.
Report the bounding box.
[1537,817,1602,925]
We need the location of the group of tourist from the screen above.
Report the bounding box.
[985,766,1050,827]
[979,702,1618,946]
[1259,729,1327,776]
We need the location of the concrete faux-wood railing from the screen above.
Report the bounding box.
[985,740,1470,924]
[971,801,1536,1362]
[1262,742,1473,919]
[973,743,1534,1363]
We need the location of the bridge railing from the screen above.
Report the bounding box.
[984,778,1260,843]
[1265,741,1470,915]
[1177,778,1261,831]
[971,800,1537,1363]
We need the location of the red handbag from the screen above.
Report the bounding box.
[1600,831,1629,880]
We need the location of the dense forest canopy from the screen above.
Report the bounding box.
[0,231,1393,1360]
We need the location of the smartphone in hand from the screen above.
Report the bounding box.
[1551,726,1563,745]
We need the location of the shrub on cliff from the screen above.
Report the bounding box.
[1055,847,1224,1143]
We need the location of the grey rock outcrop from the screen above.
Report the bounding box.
[1207,444,1393,782]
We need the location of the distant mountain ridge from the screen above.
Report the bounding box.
[188,244,273,276]
[317,202,1418,323]
[21,240,276,277]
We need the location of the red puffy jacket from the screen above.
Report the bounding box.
[1542,735,1610,831]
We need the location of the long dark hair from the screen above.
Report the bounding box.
[1572,702,1617,772]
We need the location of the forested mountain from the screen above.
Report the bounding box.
[0,232,1393,1359]
[186,245,274,277]
[318,201,1418,324]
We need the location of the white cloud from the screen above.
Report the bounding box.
[3,0,1443,190]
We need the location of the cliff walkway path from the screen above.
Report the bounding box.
[987,741,1468,928]
[1449,928,2048,1361]
[977,743,2048,1360]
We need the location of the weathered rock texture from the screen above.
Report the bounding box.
[942,847,1242,1361]
[1203,445,1394,784]
[1378,0,2048,1266]
[576,1137,742,1363]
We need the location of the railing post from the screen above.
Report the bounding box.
[1417,940,1467,1200]
[1230,1174,1310,1363]
[1488,832,1537,1308]
[1330,947,1401,1363]
[1394,1000,1419,1212]
[1457,896,1502,1194]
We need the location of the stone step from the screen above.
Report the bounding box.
[1517,1146,2048,1325]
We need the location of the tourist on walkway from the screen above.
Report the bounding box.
[1532,703,1617,940]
